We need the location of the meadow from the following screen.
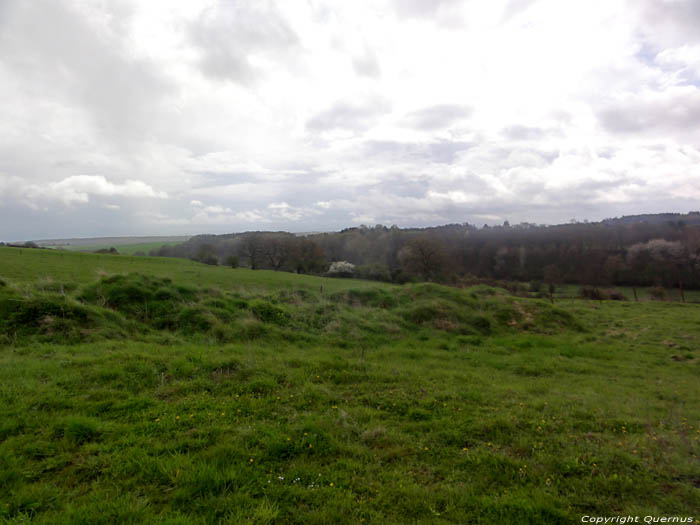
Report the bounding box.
[56,241,184,256]
[0,246,698,523]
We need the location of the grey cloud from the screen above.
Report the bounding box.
[501,0,538,22]
[352,47,381,79]
[392,0,464,19]
[306,98,390,132]
[637,0,700,46]
[404,104,473,130]
[0,1,170,144]
[597,89,700,134]
[363,140,474,164]
[190,2,299,85]
[500,125,546,141]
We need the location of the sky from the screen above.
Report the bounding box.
[1,0,700,240]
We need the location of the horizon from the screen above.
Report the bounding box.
[2,0,700,239]
[4,209,699,244]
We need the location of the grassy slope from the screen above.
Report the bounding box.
[0,246,698,524]
[0,247,391,294]
[58,241,183,255]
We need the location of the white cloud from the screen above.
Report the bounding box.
[24,175,167,206]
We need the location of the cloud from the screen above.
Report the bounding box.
[25,175,167,206]
[636,0,700,47]
[306,97,391,132]
[597,86,700,134]
[392,0,465,19]
[362,140,475,164]
[189,200,319,226]
[0,1,171,145]
[500,125,547,141]
[352,46,381,79]
[189,2,299,85]
[2,0,700,239]
[403,104,473,130]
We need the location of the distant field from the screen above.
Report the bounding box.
[554,283,700,303]
[59,241,183,255]
[0,246,393,294]
[0,246,697,523]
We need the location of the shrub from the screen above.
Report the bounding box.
[327,261,355,278]
[355,263,391,282]
[249,300,290,325]
[579,286,606,300]
[648,287,667,301]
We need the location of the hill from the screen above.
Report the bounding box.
[0,247,698,523]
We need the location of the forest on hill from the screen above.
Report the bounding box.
[151,212,700,292]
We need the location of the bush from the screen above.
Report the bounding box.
[249,300,290,325]
[327,261,355,278]
[579,286,606,300]
[607,290,627,301]
[355,263,391,282]
[648,287,667,301]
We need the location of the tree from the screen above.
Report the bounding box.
[398,236,450,281]
[262,235,294,270]
[240,234,264,269]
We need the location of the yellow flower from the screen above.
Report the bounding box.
[175,416,180,420]
[249,458,254,463]
[424,447,429,451]
[308,444,313,448]
[487,442,492,447]
[155,418,160,422]
[462,447,468,452]
[330,482,334,487]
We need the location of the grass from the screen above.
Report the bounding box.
[0,246,698,523]
[57,241,183,255]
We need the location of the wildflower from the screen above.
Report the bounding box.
[462,447,468,452]
[220,412,225,416]
[249,458,254,463]
[330,482,334,487]
[546,477,551,486]
[424,446,429,451]
[175,416,180,420]
[155,418,160,422]
[332,405,338,409]
[308,444,313,448]
[487,442,492,447]
[189,413,194,418]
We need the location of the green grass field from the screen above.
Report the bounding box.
[0,246,698,523]
[57,241,183,256]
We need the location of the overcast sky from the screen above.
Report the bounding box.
[2,0,700,240]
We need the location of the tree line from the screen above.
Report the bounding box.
[151,212,700,292]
